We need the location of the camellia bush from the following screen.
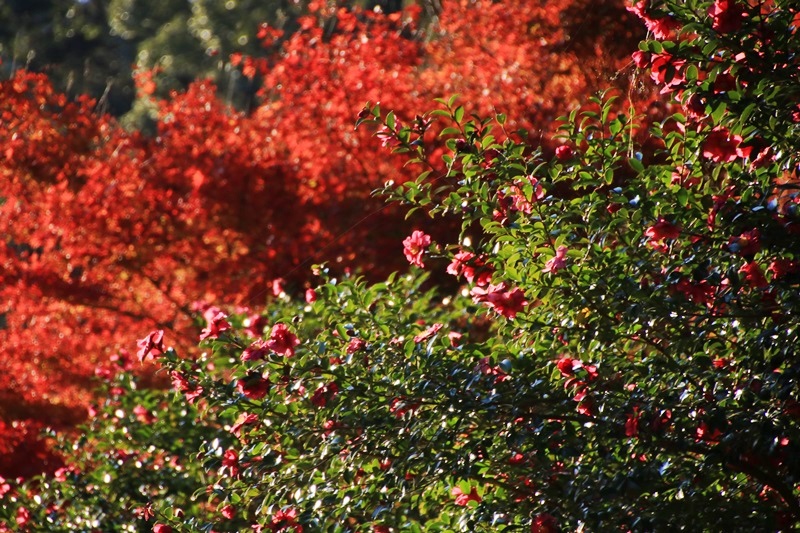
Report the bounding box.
[0,0,644,475]
[3,0,800,531]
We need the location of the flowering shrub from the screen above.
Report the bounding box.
[3,0,800,531]
[0,1,643,474]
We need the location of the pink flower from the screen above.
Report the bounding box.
[242,339,270,362]
[200,311,231,341]
[451,486,481,506]
[133,405,156,424]
[271,278,285,296]
[471,283,528,319]
[542,245,568,274]
[414,323,443,343]
[15,507,30,527]
[267,323,300,357]
[137,330,165,362]
[403,230,432,268]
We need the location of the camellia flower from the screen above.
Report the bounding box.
[241,339,270,362]
[645,218,680,251]
[702,128,751,163]
[170,371,203,404]
[542,245,568,274]
[471,282,528,319]
[447,250,492,285]
[402,230,432,268]
[230,412,259,437]
[136,330,165,362]
[555,144,573,161]
[413,323,443,343]
[220,504,236,520]
[305,288,317,303]
[222,448,239,477]
[267,323,300,357]
[237,373,271,400]
[311,382,339,407]
[451,485,482,506]
[200,311,231,341]
[153,524,173,533]
[709,0,745,33]
[530,513,559,533]
[269,507,303,532]
[346,337,367,354]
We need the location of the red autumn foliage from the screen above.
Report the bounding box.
[0,1,647,477]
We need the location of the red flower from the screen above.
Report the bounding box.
[267,323,300,357]
[305,288,317,303]
[403,230,432,268]
[137,330,165,362]
[311,382,339,407]
[346,337,367,354]
[237,373,271,400]
[269,507,303,532]
[451,485,481,506]
[153,525,173,533]
[230,412,259,437]
[447,251,492,285]
[170,371,204,404]
[702,128,750,163]
[222,448,239,477]
[727,228,761,257]
[631,50,650,68]
[645,218,680,251]
[768,259,800,280]
[220,504,236,520]
[542,245,568,274]
[709,0,745,33]
[740,261,768,288]
[625,409,640,438]
[530,513,559,533]
[414,323,443,343]
[471,282,528,319]
[555,145,573,161]
[389,397,420,418]
[200,311,231,341]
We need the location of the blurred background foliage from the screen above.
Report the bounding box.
[0,0,424,128]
